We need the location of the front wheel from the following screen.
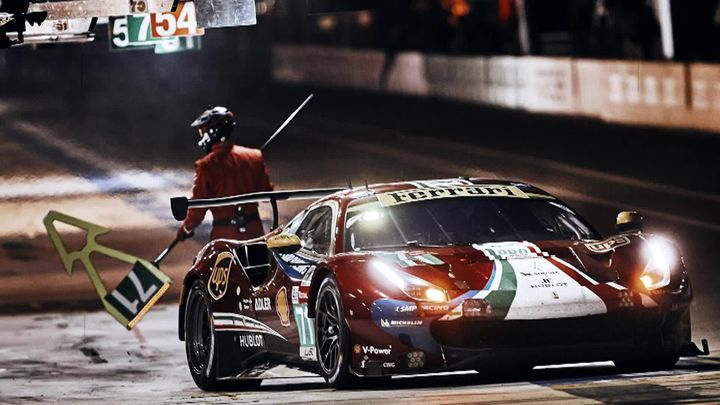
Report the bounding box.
[315,275,356,389]
[613,311,687,373]
[184,280,261,391]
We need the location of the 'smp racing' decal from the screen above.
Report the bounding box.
[371,298,442,353]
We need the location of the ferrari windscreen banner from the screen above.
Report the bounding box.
[377,184,530,207]
[43,211,171,330]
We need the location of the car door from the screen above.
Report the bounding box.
[255,205,335,361]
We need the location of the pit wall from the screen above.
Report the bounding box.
[272,45,720,133]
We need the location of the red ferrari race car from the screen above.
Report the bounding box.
[170,178,708,390]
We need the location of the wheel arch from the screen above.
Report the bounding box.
[178,271,203,341]
[307,266,333,319]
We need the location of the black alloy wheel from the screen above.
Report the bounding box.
[315,276,355,388]
[186,280,215,390]
[185,280,261,391]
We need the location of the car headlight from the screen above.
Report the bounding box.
[374,261,448,303]
[641,238,675,290]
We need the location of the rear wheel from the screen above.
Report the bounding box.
[315,276,356,389]
[185,280,261,391]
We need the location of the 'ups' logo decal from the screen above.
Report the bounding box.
[584,235,631,253]
[276,286,291,327]
[208,252,233,300]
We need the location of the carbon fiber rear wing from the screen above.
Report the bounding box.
[170,187,345,229]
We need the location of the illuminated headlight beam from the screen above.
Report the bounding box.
[641,238,675,290]
[373,261,448,303]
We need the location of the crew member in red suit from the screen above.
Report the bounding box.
[176,106,273,242]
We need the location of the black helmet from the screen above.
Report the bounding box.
[191,106,236,153]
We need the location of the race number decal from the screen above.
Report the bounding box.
[151,1,204,38]
[43,211,171,330]
[293,304,316,360]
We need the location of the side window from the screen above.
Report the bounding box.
[295,206,333,256]
[284,211,306,235]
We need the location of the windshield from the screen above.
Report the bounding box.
[344,196,599,252]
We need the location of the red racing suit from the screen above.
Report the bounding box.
[180,141,273,240]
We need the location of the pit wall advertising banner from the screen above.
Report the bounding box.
[273,45,720,133]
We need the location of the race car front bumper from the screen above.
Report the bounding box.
[351,293,694,376]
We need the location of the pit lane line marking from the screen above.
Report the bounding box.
[0,117,216,238]
[0,172,192,199]
[4,118,192,196]
[8,120,192,192]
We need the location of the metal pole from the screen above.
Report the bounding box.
[655,0,674,60]
[514,0,531,54]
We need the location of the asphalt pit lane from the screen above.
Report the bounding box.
[561,383,711,404]
[32,314,58,322]
[79,347,108,364]
[70,335,98,349]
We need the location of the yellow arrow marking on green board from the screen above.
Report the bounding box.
[43,210,171,330]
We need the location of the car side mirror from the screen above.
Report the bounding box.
[267,233,302,254]
[616,211,643,233]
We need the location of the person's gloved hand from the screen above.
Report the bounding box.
[176,225,195,242]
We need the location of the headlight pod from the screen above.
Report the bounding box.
[640,238,675,290]
[373,261,449,303]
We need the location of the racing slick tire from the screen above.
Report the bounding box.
[315,275,358,389]
[184,280,262,391]
[612,311,688,373]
